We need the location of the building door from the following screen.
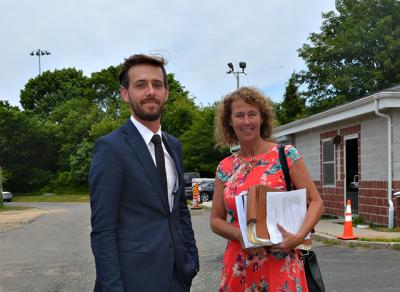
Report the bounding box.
[345,136,358,214]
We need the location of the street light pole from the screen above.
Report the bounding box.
[226,62,247,154]
[30,49,51,75]
[226,62,247,90]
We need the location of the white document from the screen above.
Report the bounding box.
[235,192,273,248]
[235,193,262,248]
[235,188,309,248]
[266,188,309,244]
[235,193,251,248]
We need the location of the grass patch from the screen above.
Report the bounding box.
[358,237,400,243]
[0,205,33,212]
[370,226,400,232]
[348,242,370,248]
[334,221,400,233]
[322,239,339,246]
[352,214,366,225]
[12,194,89,203]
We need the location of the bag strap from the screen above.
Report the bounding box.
[280,144,316,235]
[279,144,292,191]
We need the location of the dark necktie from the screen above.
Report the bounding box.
[151,134,168,196]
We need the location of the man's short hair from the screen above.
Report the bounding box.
[118,54,168,89]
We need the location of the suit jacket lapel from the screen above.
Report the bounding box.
[121,120,170,212]
[162,132,183,208]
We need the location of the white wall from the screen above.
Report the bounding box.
[392,109,400,181]
[293,129,321,181]
[361,114,389,181]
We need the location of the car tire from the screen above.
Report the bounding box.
[200,192,210,202]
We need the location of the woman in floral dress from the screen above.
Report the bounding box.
[210,87,324,292]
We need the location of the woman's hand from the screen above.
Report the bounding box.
[244,246,269,257]
[243,242,269,256]
[234,228,268,256]
[270,224,303,253]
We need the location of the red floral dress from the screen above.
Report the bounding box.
[216,144,308,292]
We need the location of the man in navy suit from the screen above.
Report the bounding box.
[89,54,199,291]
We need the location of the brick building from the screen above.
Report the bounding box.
[273,86,400,227]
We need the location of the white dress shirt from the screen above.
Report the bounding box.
[130,116,178,211]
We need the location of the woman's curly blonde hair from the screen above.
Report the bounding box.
[214,87,274,148]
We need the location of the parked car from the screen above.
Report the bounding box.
[184,172,200,187]
[198,181,214,202]
[185,180,215,202]
[2,191,13,202]
[185,186,193,199]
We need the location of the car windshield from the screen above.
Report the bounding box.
[201,182,213,187]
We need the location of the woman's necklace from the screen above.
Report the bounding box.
[247,156,258,168]
[234,155,258,181]
[237,152,259,170]
[237,141,270,170]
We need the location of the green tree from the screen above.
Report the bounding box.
[20,68,90,116]
[166,73,191,102]
[298,0,400,113]
[68,139,94,186]
[275,72,306,125]
[0,166,4,207]
[88,65,123,118]
[162,95,199,138]
[6,63,227,192]
[50,98,101,170]
[180,105,229,176]
[162,74,198,138]
[0,103,59,192]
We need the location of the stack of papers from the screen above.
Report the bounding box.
[235,188,309,248]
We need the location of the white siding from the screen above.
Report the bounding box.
[392,109,400,181]
[294,130,320,181]
[361,116,388,181]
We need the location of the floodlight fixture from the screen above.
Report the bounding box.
[239,62,246,72]
[30,49,51,75]
[226,61,247,90]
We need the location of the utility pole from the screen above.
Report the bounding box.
[226,62,247,153]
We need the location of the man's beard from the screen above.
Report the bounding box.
[128,94,166,122]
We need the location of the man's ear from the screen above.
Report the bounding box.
[165,89,169,103]
[120,87,129,103]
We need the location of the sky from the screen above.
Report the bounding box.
[0,0,336,108]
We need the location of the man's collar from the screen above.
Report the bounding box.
[130,116,162,145]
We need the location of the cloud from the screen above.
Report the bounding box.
[0,0,336,107]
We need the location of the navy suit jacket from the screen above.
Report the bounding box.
[89,120,199,291]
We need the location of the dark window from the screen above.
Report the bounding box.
[322,140,335,186]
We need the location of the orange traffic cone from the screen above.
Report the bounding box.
[190,182,202,210]
[337,199,358,240]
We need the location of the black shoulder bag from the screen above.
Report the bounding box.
[279,145,326,292]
